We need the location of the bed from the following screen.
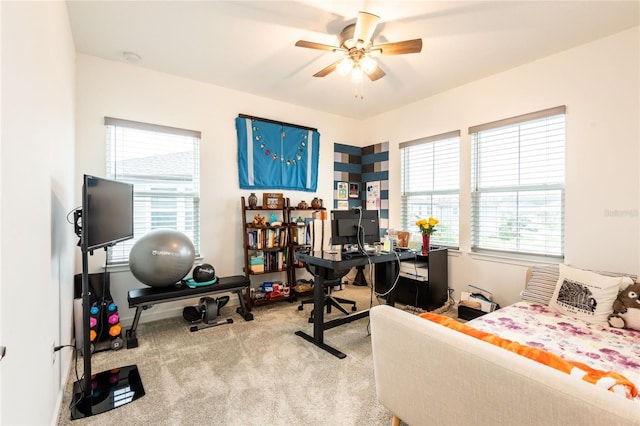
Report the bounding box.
[370,264,640,426]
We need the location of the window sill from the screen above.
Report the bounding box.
[467,250,561,267]
[104,256,204,273]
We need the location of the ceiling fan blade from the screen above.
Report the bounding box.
[295,40,342,52]
[366,66,386,81]
[313,60,341,77]
[353,11,379,45]
[371,39,423,55]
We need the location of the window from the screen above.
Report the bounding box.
[105,117,201,263]
[470,106,565,258]
[400,131,460,247]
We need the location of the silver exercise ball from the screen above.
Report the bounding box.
[129,229,195,288]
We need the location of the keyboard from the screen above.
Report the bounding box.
[341,251,368,259]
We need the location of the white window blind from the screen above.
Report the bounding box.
[470,106,565,258]
[105,117,201,263]
[400,131,460,247]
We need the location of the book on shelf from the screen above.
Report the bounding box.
[250,264,265,273]
[293,222,311,245]
[248,227,290,249]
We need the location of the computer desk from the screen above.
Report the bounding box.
[295,249,417,358]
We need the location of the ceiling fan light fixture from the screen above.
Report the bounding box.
[360,56,377,74]
[295,10,422,98]
[337,58,354,75]
[351,65,363,84]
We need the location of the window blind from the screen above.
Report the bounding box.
[105,117,201,263]
[470,106,565,258]
[400,131,460,247]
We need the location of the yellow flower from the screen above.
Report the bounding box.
[416,217,439,236]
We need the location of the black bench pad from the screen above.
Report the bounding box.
[125,275,252,349]
[128,275,250,307]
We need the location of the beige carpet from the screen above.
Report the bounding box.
[57,285,398,425]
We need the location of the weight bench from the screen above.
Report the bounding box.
[126,275,253,349]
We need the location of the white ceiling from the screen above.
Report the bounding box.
[66,0,639,120]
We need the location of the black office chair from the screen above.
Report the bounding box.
[297,265,356,323]
[296,219,357,323]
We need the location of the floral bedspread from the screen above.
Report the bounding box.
[468,301,640,400]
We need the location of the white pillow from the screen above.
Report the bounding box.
[548,264,622,326]
[619,276,635,290]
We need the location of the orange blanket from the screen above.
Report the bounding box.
[420,312,638,399]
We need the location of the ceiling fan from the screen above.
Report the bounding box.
[295,11,422,82]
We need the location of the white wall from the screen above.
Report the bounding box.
[0,1,76,424]
[362,27,640,306]
[75,55,362,324]
[75,26,640,319]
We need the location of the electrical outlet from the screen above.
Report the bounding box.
[51,341,56,365]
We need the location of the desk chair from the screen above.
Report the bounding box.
[297,266,356,323]
[296,217,357,323]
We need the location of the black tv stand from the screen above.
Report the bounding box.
[71,246,145,419]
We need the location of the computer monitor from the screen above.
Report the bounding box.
[330,209,380,248]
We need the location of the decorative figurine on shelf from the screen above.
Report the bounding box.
[269,213,282,226]
[311,197,323,209]
[298,200,308,209]
[253,214,267,226]
[248,193,258,209]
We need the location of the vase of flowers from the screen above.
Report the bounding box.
[415,217,439,255]
[421,235,430,255]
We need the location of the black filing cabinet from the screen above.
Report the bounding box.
[374,247,448,311]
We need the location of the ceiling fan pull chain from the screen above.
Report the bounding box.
[355,78,364,100]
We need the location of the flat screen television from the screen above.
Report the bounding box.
[82,174,134,251]
[330,209,380,247]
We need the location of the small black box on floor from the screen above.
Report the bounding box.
[457,305,486,321]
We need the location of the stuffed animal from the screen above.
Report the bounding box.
[252,214,267,226]
[608,282,640,330]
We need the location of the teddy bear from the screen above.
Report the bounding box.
[608,282,640,330]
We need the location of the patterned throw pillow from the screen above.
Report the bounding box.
[521,264,560,306]
[548,264,622,326]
